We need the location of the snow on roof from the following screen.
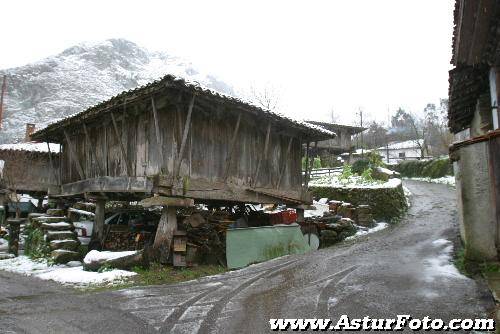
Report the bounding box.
[0,142,60,154]
[33,74,335,141]
[377,139,423,151]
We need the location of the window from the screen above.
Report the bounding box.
[399,152,406,158]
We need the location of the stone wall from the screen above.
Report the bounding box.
[309,181,408,222]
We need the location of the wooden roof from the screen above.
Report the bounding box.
[32,75,335,142]
[448,0,500,133]
[306,121,365,135]
[451,0,499,67]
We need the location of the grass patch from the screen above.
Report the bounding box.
[131,263,228,286]
[454,247,468,275]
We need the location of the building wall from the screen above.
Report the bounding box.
[453,140,497,261]
[0,151,58,194]
[315,128,352,151]
[377,147,421,162]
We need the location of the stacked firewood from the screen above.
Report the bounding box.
[181,211,232,266]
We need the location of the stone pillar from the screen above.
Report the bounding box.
[37,197,43,212]
[7,219,21,256]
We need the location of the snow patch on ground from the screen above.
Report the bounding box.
[403,186,412,207]
[304,201,330,218]
[0,256,136,288]
[345,222,389,241]
[84,250,137,265]
[423,239,466,282]
[404,176,455,187]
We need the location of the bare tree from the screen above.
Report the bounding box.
[250,85,280,111]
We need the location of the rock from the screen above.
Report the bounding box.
[49,239,80,251]
[83,250,145,271]
[66,261,83,267]
[41,222,73,231]
[320,230,338,247]
[0,253,15,260]
[46,230,77,242]
[51,249,81,264]
[46,209,65,217]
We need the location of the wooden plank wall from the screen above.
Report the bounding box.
[60,91,303,195]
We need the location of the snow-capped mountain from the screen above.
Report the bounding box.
[0,39,236,143]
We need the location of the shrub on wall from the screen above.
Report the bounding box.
[393,157,452,178]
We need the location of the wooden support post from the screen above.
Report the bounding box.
[174,95,195,179]
[302,142,310,188]
[110,111,132,176]
[93,198,106,245]
[296,208,305,223]
[46,142,58,185]
[153,206,177,264]
[63,130,85,180]
[223,113,242,182]
[276,137,293,189]
[83,123,104,176]
[150,96,164,167]
[305,141,317,188]
[252,123,271,188]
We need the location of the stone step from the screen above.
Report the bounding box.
[49,239,80,251]
[41,222,73,232]
[46,209,65,217]
[51,249,81,264]
[46,230,77,242]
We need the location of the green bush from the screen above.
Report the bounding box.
[339,164,353,180]
[24,224,50,260]
[352,159,370,175]
[394,157,452,178]
[302,156,322,170]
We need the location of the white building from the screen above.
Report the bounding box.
[376,139,424,163]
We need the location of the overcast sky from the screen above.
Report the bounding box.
[1,0,454,125]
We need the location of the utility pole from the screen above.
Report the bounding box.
[0,75,6,130]
[358,108,364,158]
[386,107,390,163]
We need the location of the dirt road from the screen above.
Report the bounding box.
[0,181,494,333]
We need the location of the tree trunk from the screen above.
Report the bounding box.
[94,199,106,244]
[153,206,177,264]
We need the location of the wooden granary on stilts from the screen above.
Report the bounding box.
[32,75,335,261]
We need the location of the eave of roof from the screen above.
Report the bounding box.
[32,75,335,142]
[305,121,366,135]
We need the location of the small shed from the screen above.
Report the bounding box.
[305,121,366,166]
[0,142,60,203]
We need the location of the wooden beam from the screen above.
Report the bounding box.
[110,111,131,176]
[276,137,293,189]
[252,123,271,188]
[223,113,242,182]
[63,130,85,180]
[174,94,195,178]
[46,142,58,185]
[83,123,104,176]
[150,96,164,166]
[303,141,310,188]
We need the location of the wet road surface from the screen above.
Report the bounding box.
[0,181,494,333]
